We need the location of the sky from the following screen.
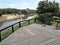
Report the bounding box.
[0,0,60,9]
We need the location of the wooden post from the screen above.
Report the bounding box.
[0,31,1,42]
[28,20,30,25]
[19,22,21,27]
[12,25,14,33]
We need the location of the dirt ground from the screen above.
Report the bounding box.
[0,14,25,22]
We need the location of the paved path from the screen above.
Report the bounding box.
[0,23,60,45]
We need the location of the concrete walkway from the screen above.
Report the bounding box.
[0,23,60,45]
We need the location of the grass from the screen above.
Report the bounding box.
[14,24,19,31]
[21,21,28,27]
[21,20,34,27]
[51,20,60,26]
[30,20,34,24]
[1,29,12,40]
[52,21,57,26]
[1,19,35,41]
[1,25,19,40]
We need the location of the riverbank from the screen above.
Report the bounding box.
[0,14,25,22]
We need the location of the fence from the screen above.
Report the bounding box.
[0,18,37,42]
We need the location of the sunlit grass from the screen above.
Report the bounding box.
[52,21,57,26]
[30,20,34,24]
[21,21,28,27]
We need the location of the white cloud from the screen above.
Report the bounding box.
[36,0,45,2]
[8,3,17,8]
[9,4,16,7]
[56,0,60,3]
[20,2,31,9]
[39,0,44,1]
[22,2,30,6]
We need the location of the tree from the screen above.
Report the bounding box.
[54,11,60,17]
[21,10,27,15]
[37,1,59,25]
[37,1,59,14]
[0,12,2,16]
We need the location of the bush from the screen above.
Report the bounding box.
[34,15,39,19]
[0,12,2,16]
[38,13,53,25]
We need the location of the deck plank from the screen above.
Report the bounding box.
[0,23,60,45]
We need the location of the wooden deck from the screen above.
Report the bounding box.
[0,23,60,45]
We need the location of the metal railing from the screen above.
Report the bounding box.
[0,18,37,42]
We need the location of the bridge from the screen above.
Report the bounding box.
[0,23,60,45]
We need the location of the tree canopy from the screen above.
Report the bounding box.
[37,1,59,25]
[37,1,59,14]
[0,12,2,16]
[0,8,36,16]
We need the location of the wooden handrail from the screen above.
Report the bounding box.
[0,21,22,31]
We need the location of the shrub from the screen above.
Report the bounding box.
[38,13,53,25]
[0,12,2,16]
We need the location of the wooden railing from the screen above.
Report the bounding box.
[0,18,37,42]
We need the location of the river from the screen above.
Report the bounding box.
[0,19,23,30]
[0,16,35,30]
